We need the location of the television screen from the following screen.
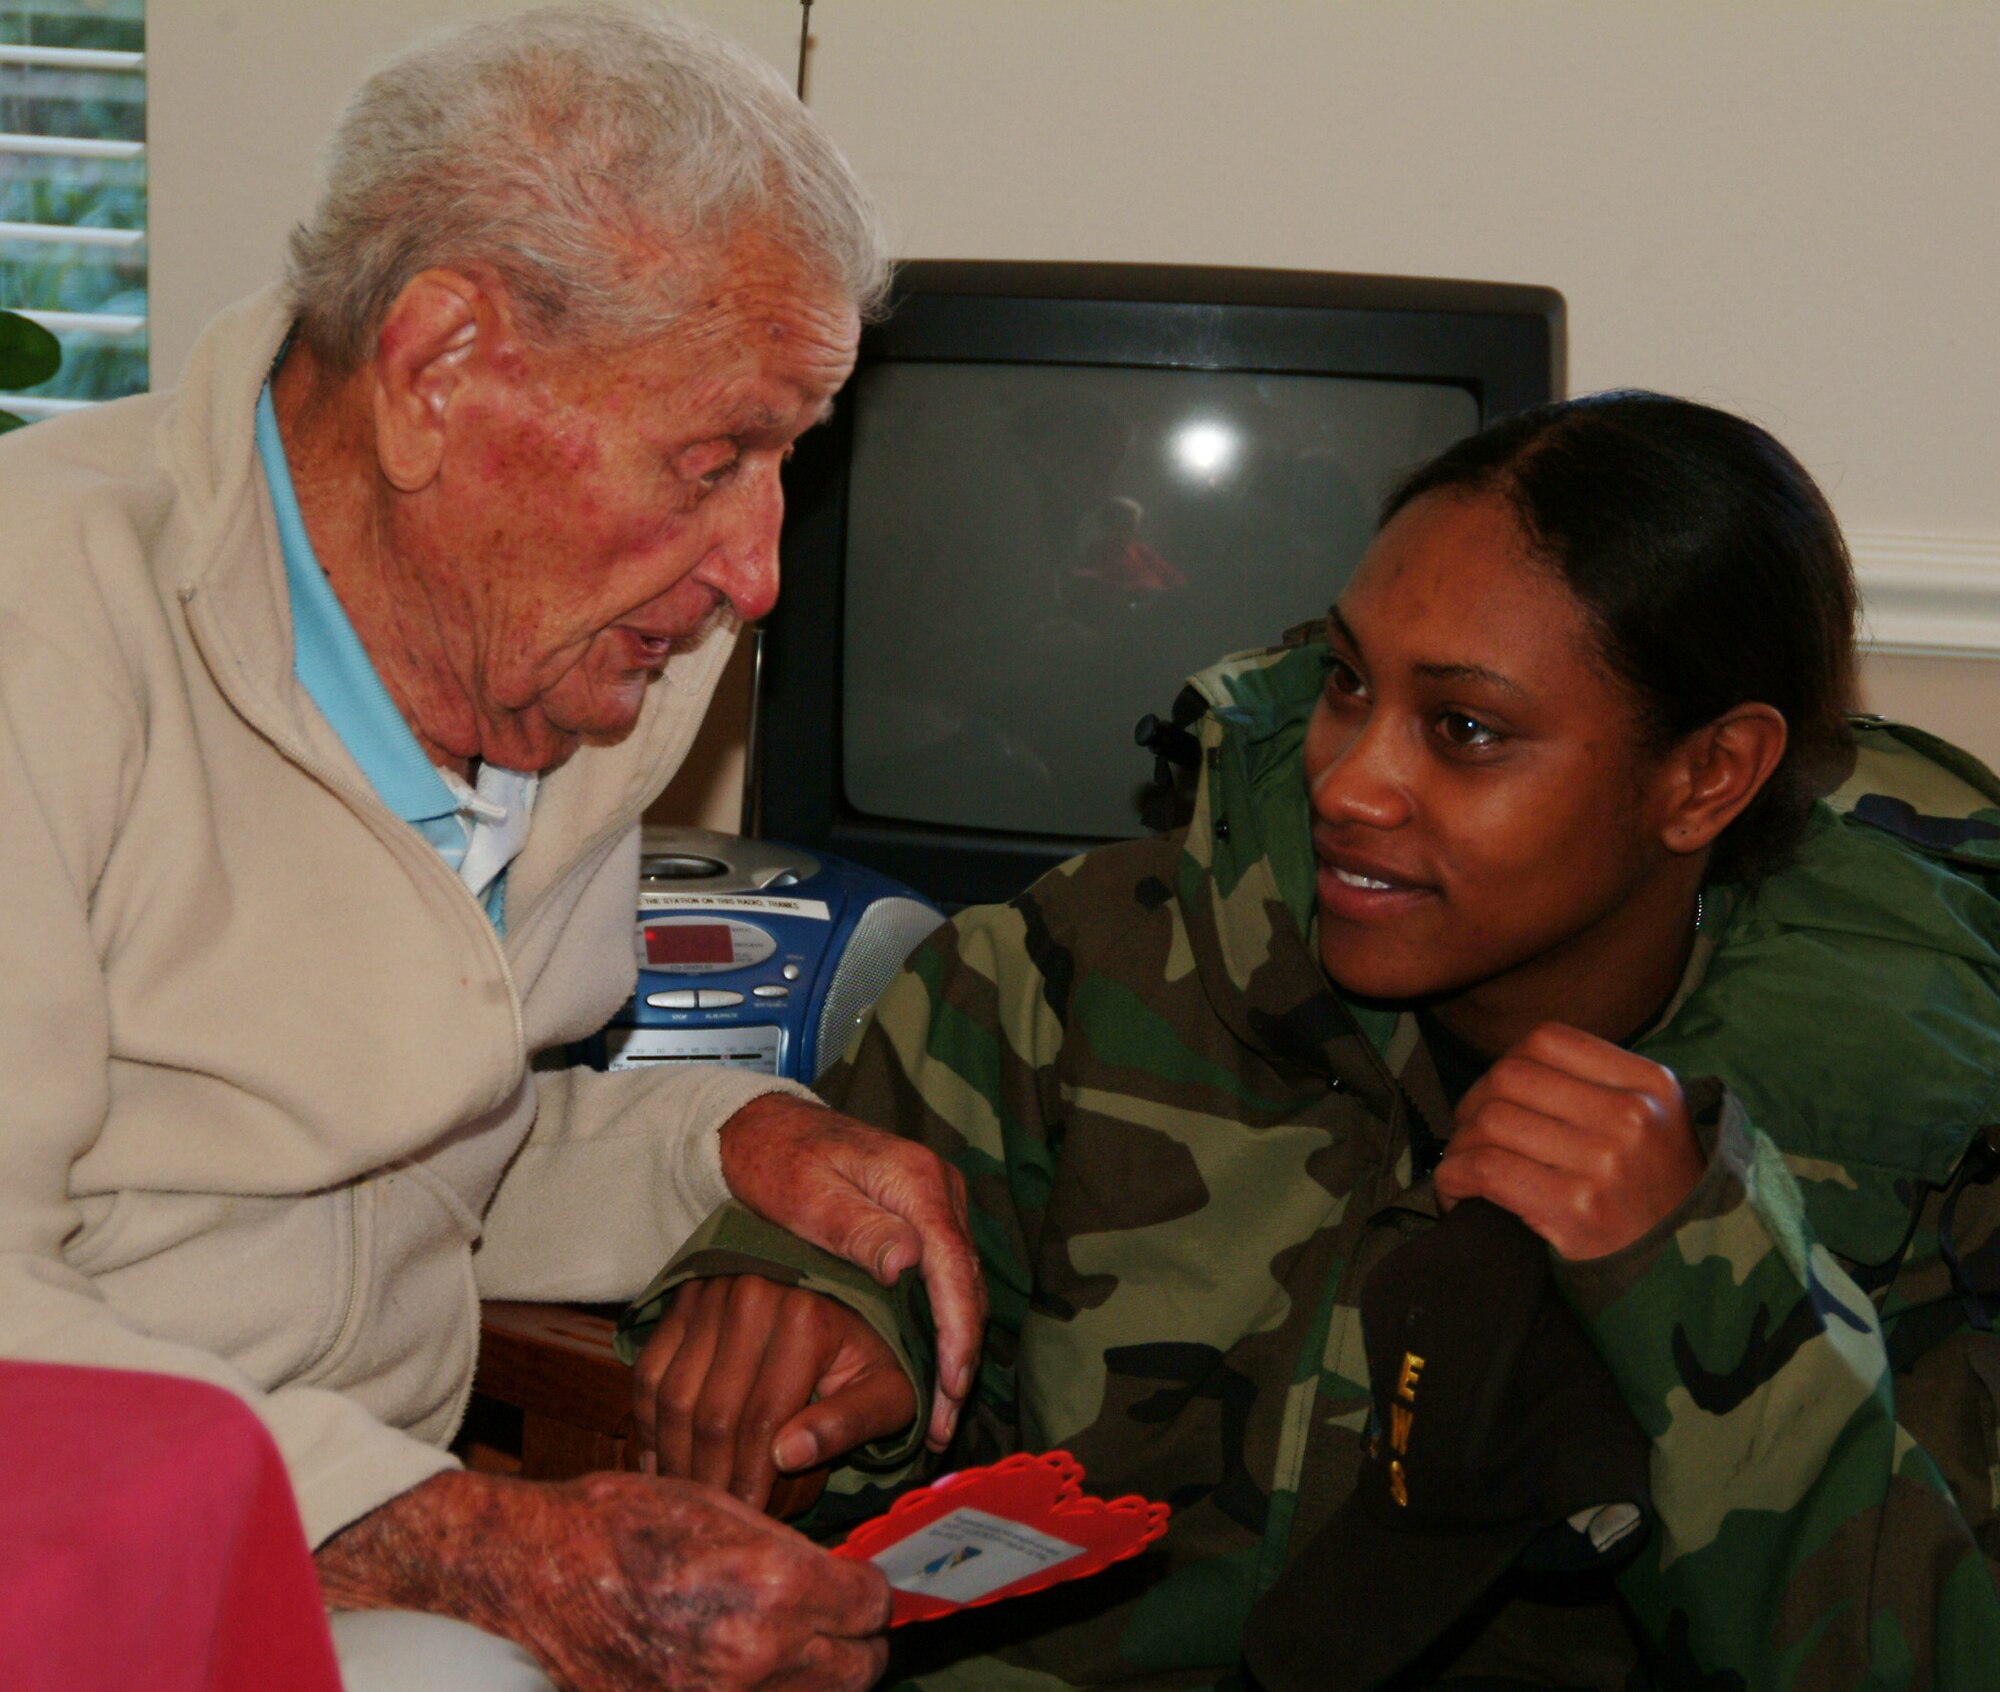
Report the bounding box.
[840,360,1479,841]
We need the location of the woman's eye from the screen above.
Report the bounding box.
[1438,711,1500,749]
[1326,657,1367,700]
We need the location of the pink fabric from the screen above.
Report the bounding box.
[0,1361,342,1692]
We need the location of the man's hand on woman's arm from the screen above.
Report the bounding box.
[633,1275,919,1511]
[315,1468,891,1692]
[717,1093,984,1451]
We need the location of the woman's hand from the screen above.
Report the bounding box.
[633,1274,920,1512]
[1432,1022,1707,1261]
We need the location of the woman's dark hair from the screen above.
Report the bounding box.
[1381,390,1857,886]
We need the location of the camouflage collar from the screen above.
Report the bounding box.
[1173,641,1436,1135]
[1169,642,2000,1262]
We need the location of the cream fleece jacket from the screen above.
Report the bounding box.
[0,290,818,1545]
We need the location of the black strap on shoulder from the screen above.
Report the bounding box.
[1134,684,1209,833]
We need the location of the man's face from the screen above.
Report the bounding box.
[402,236,860,771]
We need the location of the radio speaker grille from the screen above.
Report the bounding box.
[813,897,946,1080]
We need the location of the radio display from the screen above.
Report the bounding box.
[645,923,735,966]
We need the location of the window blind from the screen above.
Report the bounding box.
[0,3,147,419]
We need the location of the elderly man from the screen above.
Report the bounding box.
[0,9,983,1690]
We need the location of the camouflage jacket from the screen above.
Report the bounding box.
[622,642,2000,1691]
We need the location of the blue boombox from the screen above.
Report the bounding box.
[590,828,946,1084]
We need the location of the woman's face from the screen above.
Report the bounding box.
[1304,489,1686,1027]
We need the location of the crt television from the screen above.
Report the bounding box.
[756,261,1565,910]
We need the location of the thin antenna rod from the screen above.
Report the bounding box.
[749,0,813,838]
[752,0,812,840]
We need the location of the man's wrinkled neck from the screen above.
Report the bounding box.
[269,337,483,779]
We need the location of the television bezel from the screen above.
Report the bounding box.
[756,260,1566,909]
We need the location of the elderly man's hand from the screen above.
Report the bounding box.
[717,1094,984,1452]
[634,1274,920,1512]
[316,1469,890,1692]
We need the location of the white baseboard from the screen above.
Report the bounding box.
[1852,532,2000,659]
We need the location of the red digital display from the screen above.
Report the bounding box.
[645,923,735,966]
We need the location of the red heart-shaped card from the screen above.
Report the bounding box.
[830,1451,1170,1625]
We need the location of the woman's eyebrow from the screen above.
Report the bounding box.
[1329,606,1524,696]
[1415,659,1526,697]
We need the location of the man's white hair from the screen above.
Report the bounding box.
[285,4,890,367]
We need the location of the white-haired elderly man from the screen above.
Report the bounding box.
[0,9,983,1690]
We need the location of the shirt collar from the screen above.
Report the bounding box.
[255,380,459,826]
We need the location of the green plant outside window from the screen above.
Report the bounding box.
[1,0,146,420]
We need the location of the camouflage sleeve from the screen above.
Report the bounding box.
[614,897,1072,1480]
[612,1200,935,1467]
[811,894,1073,1475]
[1554,1081,2000,1689]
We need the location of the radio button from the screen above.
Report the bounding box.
[781,963,802,981]
[753,985,790,1000]
[696,989,745,1009]
[645,989,700,1010]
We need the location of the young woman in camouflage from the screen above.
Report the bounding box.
[622,394,2000,1690]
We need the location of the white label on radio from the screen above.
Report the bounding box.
[637,893,831,921]
[603,1024,784,1075]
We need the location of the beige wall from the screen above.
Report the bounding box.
[1860,651,2000,754]
[149,1,793,386]
[149,2,2000,818]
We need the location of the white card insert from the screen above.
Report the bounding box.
[868,1506,1086,1604]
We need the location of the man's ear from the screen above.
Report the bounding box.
[368,269,502,493]
[1659,703,1789,857]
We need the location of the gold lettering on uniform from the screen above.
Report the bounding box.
[1397,1351,1425,1403]
[1390,1403,1413,1455]
[1389,1458,1408,1508]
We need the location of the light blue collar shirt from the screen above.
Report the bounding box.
[255,382,536,932]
